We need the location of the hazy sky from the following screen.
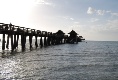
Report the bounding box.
[0,0,118,41]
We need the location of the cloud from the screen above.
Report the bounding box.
[87,7,105,15]
[90,18,99,22]
[111,13,118,16]
[70,18,74,20]
[90,19,118,32]
[87,7,118,17]
[97,10,105,15]
[106,11,111,13]
[63,16,74,20]
[34,0,54,6]
[87,7,95,14]
[106,20,118,30]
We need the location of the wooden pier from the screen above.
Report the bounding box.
[0,23,85,53]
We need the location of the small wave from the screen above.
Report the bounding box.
[37,54,50,56]
[54,49,62,50]
[52,55,69,56]
[66,53,79,54]
[27,59,47,62]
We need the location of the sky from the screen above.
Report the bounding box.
[0,0,118,41]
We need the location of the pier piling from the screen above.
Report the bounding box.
[44,37,47,46]
[29,35,33,50]
[35,35,38,48]
[6,35,10,49]
[11,35,14,52]
[2,33,5,51]
[14,34,17,49]
[40,37,43,48]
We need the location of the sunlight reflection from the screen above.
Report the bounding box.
[0,59,22,79]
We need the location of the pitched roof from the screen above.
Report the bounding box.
[68,30,78,35]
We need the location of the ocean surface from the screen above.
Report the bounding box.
[0,41,118,80]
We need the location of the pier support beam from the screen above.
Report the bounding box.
[24,35,26,49]
[14,34,17,50]
[40,37,43,48]
[47,37,51,46]
[64,39,66,44]
[29,35,33,50]
[60,39,63,44]
[16,34,19,48]
[11,35,14,52]
[6,34,10,49]
[21,35,26,51]
[2,34,5,51]
[44,37,47,46]
[51,38,54,45]
[35,36,38,48]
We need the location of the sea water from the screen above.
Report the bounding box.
[0,41,118,80]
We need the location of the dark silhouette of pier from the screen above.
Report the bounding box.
[0,23,85,53]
